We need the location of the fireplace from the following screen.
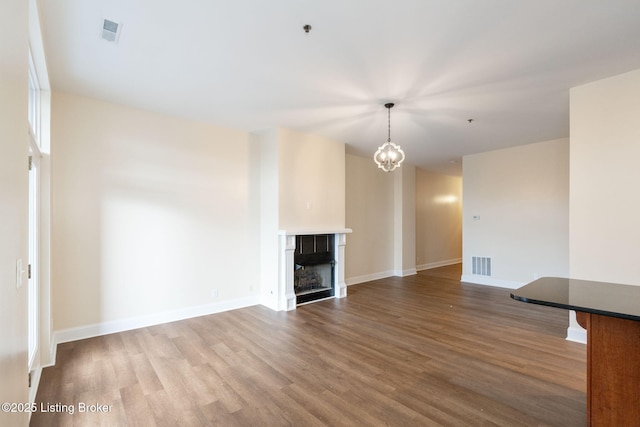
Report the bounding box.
[294,234,335,304]
[278,229,351,310]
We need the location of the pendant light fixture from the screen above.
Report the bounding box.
[374,103,405,172]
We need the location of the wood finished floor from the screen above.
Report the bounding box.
[31,265,586,426]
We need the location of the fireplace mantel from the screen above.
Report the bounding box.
[278,229,352,311]
[278,228,353,236]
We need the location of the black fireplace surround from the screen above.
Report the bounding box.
[294,234,335,304]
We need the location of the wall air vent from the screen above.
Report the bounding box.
[101,19,122,43]
[472,256,492,276]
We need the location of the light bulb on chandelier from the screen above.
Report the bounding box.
[374,103,405,172]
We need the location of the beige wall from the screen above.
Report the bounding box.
[51,92,260,331]
[345,154,395,282]
[278,128,345,231]
[570,68,640,285]
[0,0,30,422]
[346,155,460,282]
[462,138,569,287]
[394,164,417,275]
[252,128,346,309]
[416,169,462,269]
[253,129,280,309]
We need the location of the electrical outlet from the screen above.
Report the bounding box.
[211,289,219,298]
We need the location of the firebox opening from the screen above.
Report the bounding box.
[294,234,335,304]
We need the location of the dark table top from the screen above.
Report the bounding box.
[511,277,640,321]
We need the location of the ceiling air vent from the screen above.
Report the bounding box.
[101,19,122,43]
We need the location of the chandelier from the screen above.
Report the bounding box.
[374,103,405,172]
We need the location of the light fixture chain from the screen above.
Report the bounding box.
[388,106,391,142]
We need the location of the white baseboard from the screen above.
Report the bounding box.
[417,258,462,271]
[394,268,417,277]
[346,270,395,286]
[46,340,57,370]
[52,296,260,357]
[260,294,280,311]
[28,366,42,404]
[460,274,525,289]
[347,261,462,285]
[566,326,587,344]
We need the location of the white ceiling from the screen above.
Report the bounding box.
[38,0,640,175]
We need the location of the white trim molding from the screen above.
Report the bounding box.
[334,232,348,299]
[566,325,587,344]
[394,268,417,277]
[417,258,462,271]
[346,270,395,286]
[460,274,525,289]
[279,234,297,311]
[28,367,42,406]
[566,310,587,344]
[52,295,259,351]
